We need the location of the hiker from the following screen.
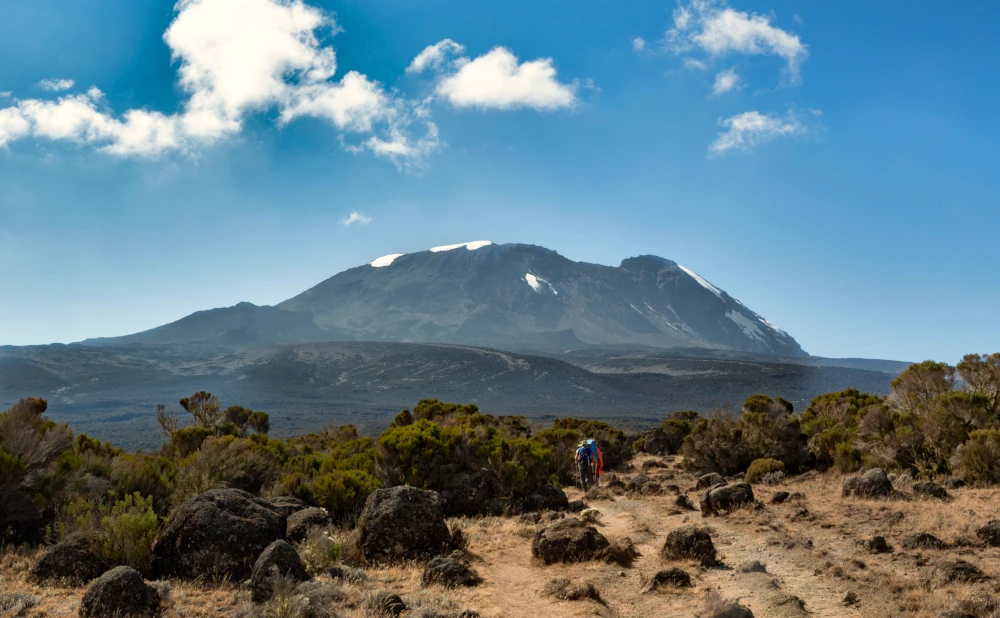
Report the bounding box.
[583,438,604,485]
[575,441,595,491]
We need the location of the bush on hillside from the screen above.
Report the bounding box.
[58,493,160,574]
[745,458,785,484]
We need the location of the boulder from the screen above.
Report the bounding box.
[710,601,755,618]
[531,518,610,564]
[902,532,945,550]
[268,496,309,519]
[521,486,569,513]
[770,491,790,504]
[367,591,406,617]
[700,482,755,516]
[542,578,601,601]
[286,507,329,543]
[738,560,767,573]
[422,551,480,588]
[352,486,452,564]
[249,540,310,603]
[913,481,948,500]
[938,560,989,584]
[943,477,966,490]
[863,536,892,554]
[660,526,717,567]
[842,468,892,498]
[978,520,1000,546]
[29,533,108,585]
[152,488,285,581]
[697,473,724,489]
[645,568,692,590]
[674,495,696,511]
[441,470,502,517]
[627,474,661,496]
[79,567,160,618]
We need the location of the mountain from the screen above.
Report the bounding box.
[91,241,805,356]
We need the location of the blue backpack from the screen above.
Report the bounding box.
[576,445,592,465]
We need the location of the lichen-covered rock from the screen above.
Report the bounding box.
[696,473,724,489]
[152,488,285,581]
[521,486,569,513]
[938,560,989,584]
[29,533,108,585]
[842,468,892,498]
[366,591,406,617]
[863,536,892,554]
[661,526,717,567]
[770,491,790,504]
[249,540,309,603]
[352,486,452,564]
[902,532,945,550]
[268,496,309,519]
[79,567,160,618]
[422,552,480,588]
[978,520,1000,547]
[531,518,610,564]
[645,568,692,590]
[700,482,754,516]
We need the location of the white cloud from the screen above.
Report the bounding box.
[432,46,576,110]
[342,211,372,226]
[37,79,75,92]
[712,67,741,95]
[632,37,647,52]
[683,57,708,71]
[708,109,814,156]
[407,39,465,74]
[0,0,430,163]
[667,0,807,84]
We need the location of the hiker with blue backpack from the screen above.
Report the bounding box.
[575,439,604,491]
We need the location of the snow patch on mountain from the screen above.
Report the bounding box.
[430,240,493,252]
[524,273,558,294]
[370,254,404,268]
[726,310,770,349]
[679,265,724,300]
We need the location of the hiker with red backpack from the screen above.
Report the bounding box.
[575,439,604,491]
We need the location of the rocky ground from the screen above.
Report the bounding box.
[4,456,1000,618]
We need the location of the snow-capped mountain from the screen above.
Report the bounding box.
[88,241,803,355]
[276,241,803,355]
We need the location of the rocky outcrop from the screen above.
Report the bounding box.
[79,567,160,618]
[352,486,452,564]
[661,526,717,567]
[841,468,892,498]
[700,482,754,516]
[152,488,285,581]
[286,507,329,543]
[531,518,610,564]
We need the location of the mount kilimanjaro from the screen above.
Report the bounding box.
[87,241,804,356]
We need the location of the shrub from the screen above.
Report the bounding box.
[951,430,1000,485]
[745,458,785,484]
[172,436,282,506]
[59,493,160,574]
[295,526,343,574]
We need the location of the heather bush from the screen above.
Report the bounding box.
[58,492,159,574]
[745,458,785,484]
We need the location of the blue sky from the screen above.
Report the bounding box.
[0,0,997,363]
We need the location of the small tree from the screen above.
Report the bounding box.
[248,412,271,435]
[179,391,222,428]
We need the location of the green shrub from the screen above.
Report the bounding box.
[951,429,1000,485]
[59,493,159,574]
[172,436,281,506]
[744,458,785,484]
[295,526,343,574]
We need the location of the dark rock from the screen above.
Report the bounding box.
[938,560,989,584]
[79,567,160,618]
[863,536,892,554]
[422,552,480,588]
[286,507,329,543]
[674,495,696,510]
[268,496,309,519]
[567,500,586,512]
[522,486,569,513]
[913,481,949,500]
[661,526,717,567]
[153,488,284,582]
[646,568,692,589]
[601,536,640,567]
[352,486,452,564]
[29,533,108,585]
[700,482,755,516]
[710,601,755,618]
[531,518,610,564]
[440,470,502,517]
[842,468,892,498]
[944,477,966,490]
[627,474,661,496]
[249,540,309,603]
[977,520,1000,546]
[604,474,626,492]
[843,592,859,606]
[902,532,946,550]
[367,591,406,617]
[770,491,790,504]
[738,560,767,573]
[697,473,724,489]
